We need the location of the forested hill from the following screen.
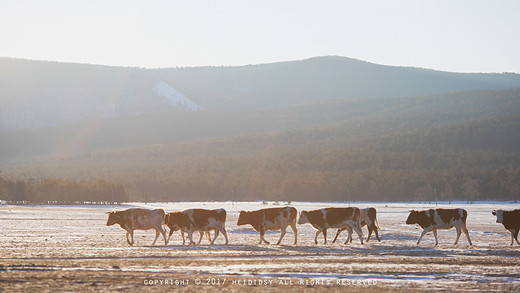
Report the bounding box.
[2,57,520,202]
[1,88,519,162]
[2,88,519,202]
[151,56,520,110]
[2,56,520,131]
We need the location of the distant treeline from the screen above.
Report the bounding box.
[2,89,519,203]
[3,115,519,203]
[0,176,127,204]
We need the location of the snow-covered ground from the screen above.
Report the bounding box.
[1,201,519,291]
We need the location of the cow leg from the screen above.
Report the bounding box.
[276,226,287,245]
[322,229,328,244]
[207,231,213,243]
[160,226,167,245]
[366,226,373,242]
[314,230,321,244]
[290,222,298,245]
[461,224,472,245]
[259,229,270,244]
[188,230,196,245]
[433,229,440,245]
[126,231,134,246]
[152,229,160,246]
[459,223,473,245]
[181,231,186,245]
[511,229,520,245]
[211,230,219,245]
[220,228,229,245]
[195,231,204,245]
[453,227,462,245]
[332,228,343,244]
[343,226,353,245]
[166,229,175,245]
[354,225,364,244]
[417,227,432,245]
[374,225,381,242]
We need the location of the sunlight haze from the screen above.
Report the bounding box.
[1,0,519,72]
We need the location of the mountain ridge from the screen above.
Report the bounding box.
[2,56,520,131]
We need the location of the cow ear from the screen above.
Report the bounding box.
[105,211,112,215]
[492,210,496,215]
[408,210,414,212]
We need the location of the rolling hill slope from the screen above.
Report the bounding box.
[2,56,520,131]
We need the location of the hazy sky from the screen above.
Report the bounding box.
[1,0,519,73]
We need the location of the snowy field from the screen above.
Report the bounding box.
[1,201,519,292]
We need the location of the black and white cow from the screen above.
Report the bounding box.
[492,209,520,245]
[406,208,472,245]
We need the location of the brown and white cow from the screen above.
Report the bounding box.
[332,207,381,243]
[298,207,364,244]
[165,209,228,245]
[406,208,472,245]
[106,208,167,246]
[492,209,520,245]
[237,207,298,245]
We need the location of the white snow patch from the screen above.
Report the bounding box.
[152,81,203,111]
[2,201,520,290]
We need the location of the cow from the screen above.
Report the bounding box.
[331,207,381,243]
[237,207,298,245]
[298,207,364,245]
[165,209,228,245]
[106,208,167,246]
[406,208,472,245]
[492,209,520,245]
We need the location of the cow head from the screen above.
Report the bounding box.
[406,210,430,228]
[164,213,170,226]
[106,211,120,226]
[237,211,249,226]
[164,212,182,230]
[492,210,504,223]
[297,211,309,225]
[406,210,418,225]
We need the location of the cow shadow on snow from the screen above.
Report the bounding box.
[277,243,475,258]
[148,244,280,253]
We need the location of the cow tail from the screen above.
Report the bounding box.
[369,208,380,230]
[374,215,381,230]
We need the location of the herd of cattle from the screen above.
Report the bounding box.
[106,206,520,247]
